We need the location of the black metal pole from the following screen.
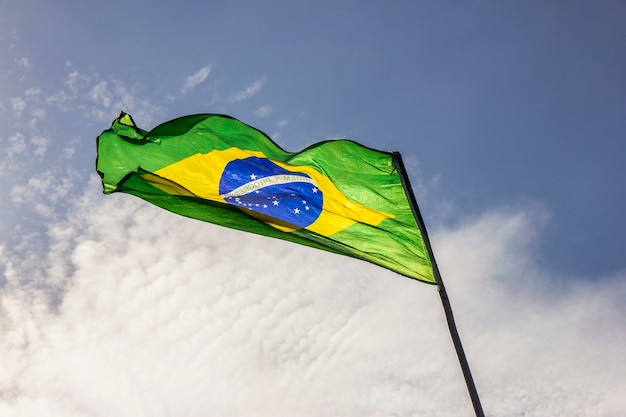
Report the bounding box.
[392,153,485,417]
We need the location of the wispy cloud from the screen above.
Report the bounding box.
[9,97,26,118]
[89,80,113,108]
[43,69,163,126]
[181,65,212,94]
[9,167,77,206]
[30,136,50,160]
[14,56,31,69]
[254,105,272,117]
[229,76,265,102]
[66,70,90,95]
[9,27,19,48]
[46,71,91,109]
[7,133,26,157]
[1,131,47,178]
[24,87,42,103]
[271,119,288,142]
[30,107,46,122]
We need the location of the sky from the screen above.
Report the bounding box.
[0,1,625,416]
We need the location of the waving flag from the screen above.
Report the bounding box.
[96,113,435,283]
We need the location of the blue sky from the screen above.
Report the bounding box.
[1,1,625,416]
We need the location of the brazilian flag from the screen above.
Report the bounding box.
[96,113,435,283]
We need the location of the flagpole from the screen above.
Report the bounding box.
[392,153,485,417]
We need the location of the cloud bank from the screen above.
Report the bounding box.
[1,178,624,417]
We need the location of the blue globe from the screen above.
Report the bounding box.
[219,157,323,229]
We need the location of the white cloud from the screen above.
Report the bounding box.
[65,70,90,95]
[15,57,31,69]
[271,119,289,142]
[181,65,212,93]
[9,168,79,207]
[45,90,72,108]
[29,107,47,123]
[89,80,113,108]
[46,71,90,110]
[25,87,41,102]
[254,105,272,117]
[7,133,26,157]
[0,182,624,416]
[43,69,162,126]
[33,202,54,218]
[61,146,75,160]
[10,97,26,118]
[9,28,19,48]
[87,79,161,124]
[30,136,50,160]
[229,77,265,102]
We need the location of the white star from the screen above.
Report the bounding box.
[302,200,307,204]
[312,187,318,193]
[250,173,257,180]
[294,208,300,214]
[273,200,279,206]
[305,206,310,210]
[263,204,268,208]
